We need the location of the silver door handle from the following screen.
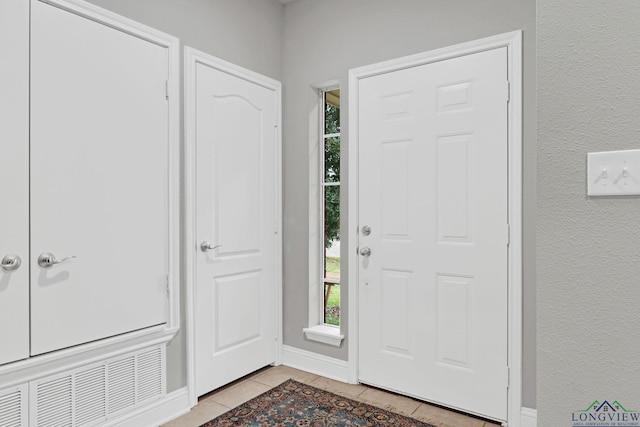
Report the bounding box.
[1,254,22,272]
[200,241,222,252]
[38,252,77,269]
[359,247,371,257]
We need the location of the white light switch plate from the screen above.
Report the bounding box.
[587,149,640,196]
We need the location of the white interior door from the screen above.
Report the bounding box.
[358,47,509,421]
[0,0,29,366]
[193,57,280,396]
[30,0,170,355]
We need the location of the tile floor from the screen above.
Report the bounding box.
[162,365,502,427]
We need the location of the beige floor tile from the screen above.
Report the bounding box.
[199,399,232,417]
[164,367,503,427]
[309,376,368,399]
[251,365,320,387]
[412,403,486,427]
[161,400,229,427]
[208,379,272,409]
[357,387,421,416]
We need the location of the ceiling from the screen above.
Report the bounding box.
[278,0,297,4]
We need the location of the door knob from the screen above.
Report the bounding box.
[38,252,77,269]
[359,247,371,257]
[361,225,372,236]
[200,241,222,252]
[1,254,22,272]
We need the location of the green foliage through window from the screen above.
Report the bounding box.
[323,97,340,250]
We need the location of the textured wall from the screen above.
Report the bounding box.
[282,0,537,407]
[537,1,640,424]
[84,0,284,393]
[86,0,283,80]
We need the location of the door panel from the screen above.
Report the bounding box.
[30,0,170,355]
[212,96,262,255]
[194,61,278,396]
[358,47,508,420]
[0,0,29,366]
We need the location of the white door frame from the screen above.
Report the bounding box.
[347,31,523,426]
[184,47,283,407]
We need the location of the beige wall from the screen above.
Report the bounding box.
[537,0,640,424]
[282,0,537,408]
[86,0,283,80]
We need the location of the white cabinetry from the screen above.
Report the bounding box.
[0,0,179,368]
[0,0,30,367]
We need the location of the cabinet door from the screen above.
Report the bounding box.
[30,0,170,355]
[0,0,29,366]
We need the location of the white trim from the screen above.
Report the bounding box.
[110,388,191,427]
[36,0,176,48]
[308,79,341,331]
[184,45,198,409]
[184,47,283,407]
[520,407,537,427]
[303,325,344,347]
[0,326,175,390]
[347,31,524,424]
[308,85,323,328]
[282,345,349,383]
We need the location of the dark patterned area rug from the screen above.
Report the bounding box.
[199,379,436,426]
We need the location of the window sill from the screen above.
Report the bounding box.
[303,324,344,347]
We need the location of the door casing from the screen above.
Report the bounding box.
[184,47,283,406]
[348,31,523,426]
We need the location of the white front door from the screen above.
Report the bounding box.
[193,56,280,396]
[30,0,170,355]
[0,0,29,366]
[358,47,509,421]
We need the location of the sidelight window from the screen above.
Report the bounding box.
[321,88,340,326]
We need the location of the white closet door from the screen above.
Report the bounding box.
[192,54,280,395]
[0,0,29,366]
[30,0,170,355]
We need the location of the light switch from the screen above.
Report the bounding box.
[587,149,640,196]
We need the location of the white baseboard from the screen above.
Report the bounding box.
[282,345,349,383]
[110,387,191,427]
[520,407,537,427]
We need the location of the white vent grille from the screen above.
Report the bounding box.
[0,387,25,427]
[75,366,106,426]
[31,344,165,427]
[36,376,73,427]
[136,347,163,403]
[106,357,136,415]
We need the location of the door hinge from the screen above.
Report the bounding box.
[165,80,169,100]
[506,80,511,103]
[165,274,170,297]
[507,223,511,246]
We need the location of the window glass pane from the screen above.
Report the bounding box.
[324,137,340,183]
[324,283,340,326]
[324,184,340,260]
[322,88,340,327]
[323,184,340,326]
[324,96,340,134]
